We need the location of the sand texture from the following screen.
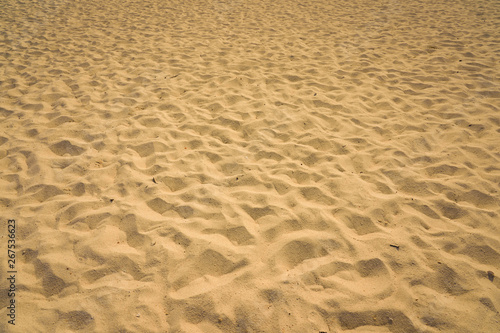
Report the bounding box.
[1,0,500,332]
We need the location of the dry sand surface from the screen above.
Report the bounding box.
[1,0,500,332]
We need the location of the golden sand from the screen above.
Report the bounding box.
[1,0,499,331]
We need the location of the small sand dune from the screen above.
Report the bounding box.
[1,0,499,332]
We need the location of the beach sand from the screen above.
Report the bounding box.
[1,0,499,331]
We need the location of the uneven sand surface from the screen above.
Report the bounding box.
[1,0,500,332]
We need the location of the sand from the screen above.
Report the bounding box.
[1,0,500,332]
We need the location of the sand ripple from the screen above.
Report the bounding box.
[1,0,500,332]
